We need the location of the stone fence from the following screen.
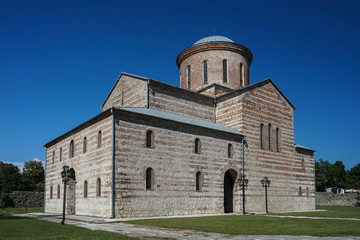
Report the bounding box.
[316,192,359,207]
[1,191,44,208]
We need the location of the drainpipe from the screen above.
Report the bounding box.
[146,78,150,108]
[111,108,115,218]
[43,147,47,213]
[213,98,216,123]
[313,152,317,210]
[241,137,248,215]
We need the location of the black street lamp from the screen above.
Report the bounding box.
[61,165,70,225]
[261,177,271,213]
[238,175,248,215]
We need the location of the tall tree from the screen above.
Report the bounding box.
[347,163,360,187]
[328,161,347,187]
[0,162,22,194]
[22,160,44,192]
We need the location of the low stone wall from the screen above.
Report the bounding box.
[9,191,44,208]
[316,192,359,207]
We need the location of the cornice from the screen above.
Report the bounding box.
[176,42,253,68]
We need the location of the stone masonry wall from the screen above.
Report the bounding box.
[216,81,315,213]
[45,115,113,217]
[10,191,44,208]
[102,74,147,110]
[114,111,244,218]
[316,192,360,207]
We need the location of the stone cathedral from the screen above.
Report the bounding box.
[44,35,315,218]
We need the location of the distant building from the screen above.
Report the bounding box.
[44,35,315,218]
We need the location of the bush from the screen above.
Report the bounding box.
[1,194,14,207]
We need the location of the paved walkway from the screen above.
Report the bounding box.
[15,213,360,240]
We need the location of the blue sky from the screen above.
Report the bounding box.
[0,0,359,170]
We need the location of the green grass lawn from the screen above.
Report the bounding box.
[128,207,360,237]
[271,206,360,219]
[0,208,139,240]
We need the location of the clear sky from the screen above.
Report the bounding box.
[1,0,359,170]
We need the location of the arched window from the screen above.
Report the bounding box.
[276,128,280,152]
[223,59,228,83]
[299,186,302,196]
[83,137,87,153]
[203,60,208,84]
[146,130,154,148]
[69,140,74,158]
[84,180,88,198]
[195,138,201,154]
[50,186,53,199]
[187,65,191,89]
[260,124,264,150]
[57,185,60,199]
[240,63,243,87]
[98,131,102,148]
[302,159,305,170]
[52,151,55,164]
[227,143,233,158]
[146,168,154,190]
[96,178,101,197]
[268,124,272,151]
[59,148,62,162]
[196,171,202,191]
[306,187,309,197]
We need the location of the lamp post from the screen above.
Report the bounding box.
[238,175,248,215]
[61,165,70,225]
[261,177,271,213]
[239,138,248,215]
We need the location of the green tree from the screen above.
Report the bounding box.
[0,162,22,194]
[328,161,347,187]
[347,163,360,187]
[315,159,333,191]
[22,160,44,192]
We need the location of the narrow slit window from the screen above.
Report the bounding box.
[146,168,154,190]
[196,171,202,191]
[240,63,243,87]
[268,124,272,151]
[98,131,102,148]
[203,60,208,84]
[52,151,55,164]
[299,186,302,196]
[223,59,227,83]
[57,185,60,199]
[228,143,233,158]
[260,124,264,150]
[83,137,87,153]
[187,65,191,89]
[146,130,154,148]
[84,180,88,198]
[276,128,280,152]
[59,148,62,162]
[69,140,74,158]
[195,138,201,154]
[50,186,53,199]
[96,178,101,197]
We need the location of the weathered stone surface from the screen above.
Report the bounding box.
[9,191,44,208]
[316,192,360,207]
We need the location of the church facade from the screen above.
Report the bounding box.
[44,36,315,218]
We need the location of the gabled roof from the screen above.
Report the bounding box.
[44,107,245,148]
[215,78,296,110]
[295,144,316,152]
[116,107,244,137]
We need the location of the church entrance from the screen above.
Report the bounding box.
[224,169,237,213]
[66,168,76,215]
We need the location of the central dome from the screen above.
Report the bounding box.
[193,35,234,45]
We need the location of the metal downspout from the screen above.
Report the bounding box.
[213,98,216,123]
[146,78,150,108]
[44,147,47,213]
[111,108,115,218]
[313,152,317,210]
